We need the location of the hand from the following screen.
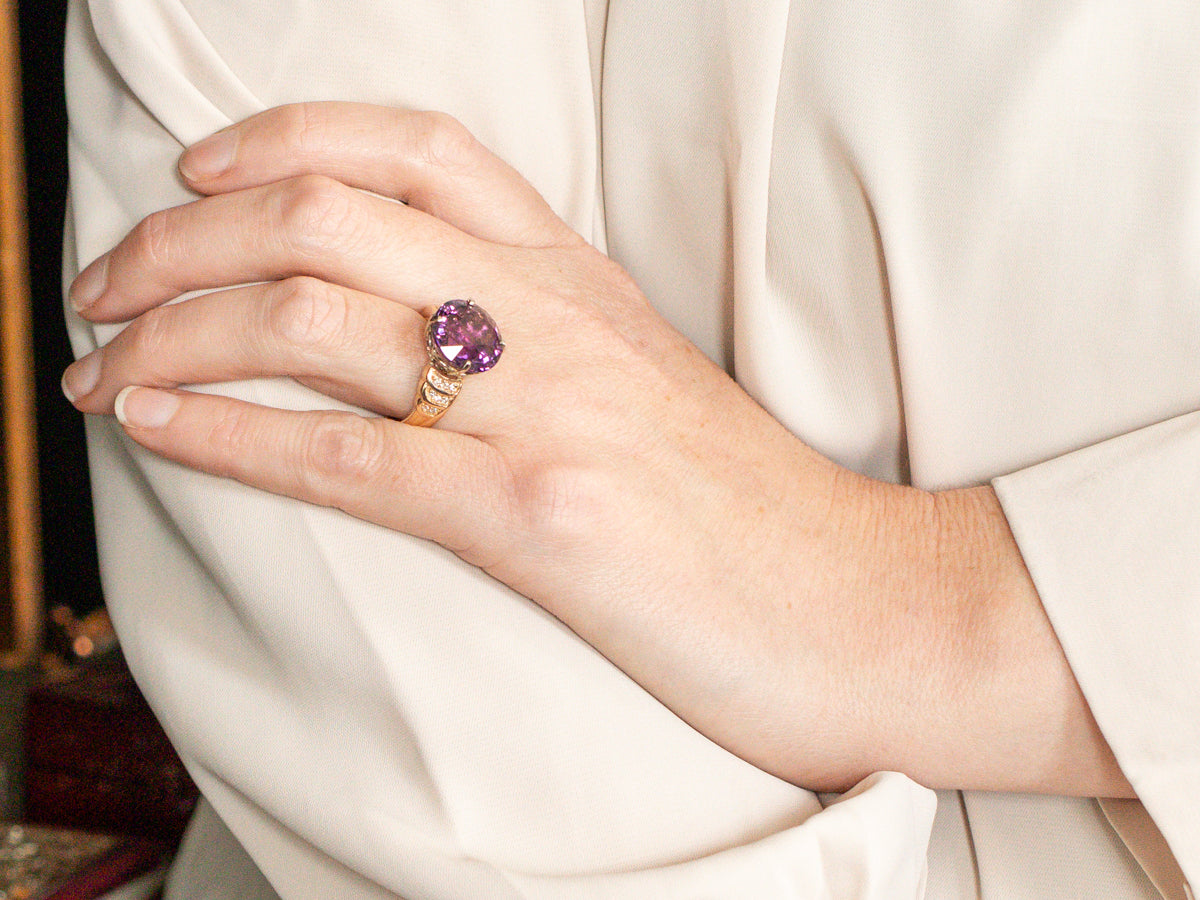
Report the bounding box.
[63,102,1131,797]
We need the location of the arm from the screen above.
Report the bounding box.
[995,414,1200,894]
[63,102,1130,800]
[66,0,940,888]
[68,4,894,894]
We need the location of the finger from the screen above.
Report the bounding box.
[63,277,434,420]
[70,173,497,323]
[113,386,513,563]
[177,102,581,250]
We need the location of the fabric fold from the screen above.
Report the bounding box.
[994,411,1200,895]
[65,1,939,898]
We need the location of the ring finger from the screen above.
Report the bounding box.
[61,276,496,427]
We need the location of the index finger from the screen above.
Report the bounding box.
[178,102,581,250]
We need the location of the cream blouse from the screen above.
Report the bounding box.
[65,0,1197,897]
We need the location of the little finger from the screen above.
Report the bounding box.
[114,387,514,562]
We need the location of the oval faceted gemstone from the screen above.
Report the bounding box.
[427,299,504,374]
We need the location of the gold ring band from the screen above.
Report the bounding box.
[401,364,464,427]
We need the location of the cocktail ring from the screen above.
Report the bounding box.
[401,299,504,427]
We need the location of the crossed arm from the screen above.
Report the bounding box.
[62,101,1132,799]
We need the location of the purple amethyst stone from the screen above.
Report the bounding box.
[427,299,504,374]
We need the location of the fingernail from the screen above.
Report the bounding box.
[115,386,180,429]
[61,349,103,403]
[70,254,109,311]
[180,127,238,180]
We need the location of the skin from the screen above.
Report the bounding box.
[63,102,1132,798]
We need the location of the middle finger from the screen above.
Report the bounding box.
[70,174,496,324]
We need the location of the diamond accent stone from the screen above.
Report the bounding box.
[420,383,453,408]
[426,369,462,395]
[427,300,504,374]
[417,401,442,417]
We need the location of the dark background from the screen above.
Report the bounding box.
[19,0,104,616]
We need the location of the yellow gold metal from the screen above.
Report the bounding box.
[401,364,464,427]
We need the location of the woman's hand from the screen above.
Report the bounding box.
[62,102,1131,798]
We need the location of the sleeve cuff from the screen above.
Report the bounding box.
[993,409,1200,891]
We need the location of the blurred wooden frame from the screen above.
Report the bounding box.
[0,0,42,669]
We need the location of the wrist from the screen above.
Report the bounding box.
[914,486,1133,796]
[797,476,1132,796]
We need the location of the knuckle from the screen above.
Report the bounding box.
[513,463,607,548]
[203,404,258,473]
[410,110,479,171]
[123,305,172,359]
[303,416,388,492]
[278,102,328,155]
[129,209,176,271]
[275,173,363,257]
[117,305,183,384]
[265,276,348,352]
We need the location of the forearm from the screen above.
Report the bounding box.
[579,428,1134,799]
[918,485,1130,797]
[64,98,1134,805]
[783,474,1130,796]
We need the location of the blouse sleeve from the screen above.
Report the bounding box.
[64,0,939,897]
[994,410,1200,897]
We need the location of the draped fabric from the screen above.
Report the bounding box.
[65,1,1197,897]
